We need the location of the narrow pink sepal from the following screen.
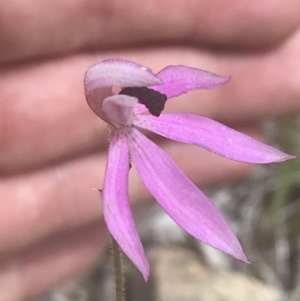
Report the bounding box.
[128,128,249,263]
[151,65,229,98]
[134,113,295,163]
[103,130,149,280]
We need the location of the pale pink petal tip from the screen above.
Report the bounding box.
[242,254,251,264]
[84,58,162,93]
[152,65,230,98]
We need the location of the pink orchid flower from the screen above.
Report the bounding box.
[84,59,293,280]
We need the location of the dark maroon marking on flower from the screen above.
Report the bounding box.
[119,87,167,117]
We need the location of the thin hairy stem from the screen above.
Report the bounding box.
[111,236,125,301]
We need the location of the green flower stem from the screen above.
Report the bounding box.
[111,236,125,301]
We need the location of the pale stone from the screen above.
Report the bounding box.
[150,246,283,301]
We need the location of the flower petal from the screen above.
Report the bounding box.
[84,59,162,118]
[103,95,138,127]
[103,130,149,280]
[134,114,294,163]
[85,59,162,93]
[128,128,249,262]
[133,103,147,115]
[151,65,229,98]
